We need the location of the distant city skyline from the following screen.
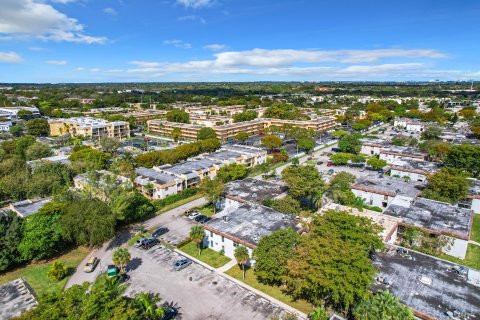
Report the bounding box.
[0,0,479,82]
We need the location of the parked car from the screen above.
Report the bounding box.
[107,265,119,278]
[152,227,169,238]
[134,237,147,248]
[173,258,192,271]
[83,256,99,273]
[161,307,178,320]
[198,216,211,224]
[194,214,207,222]
[317,161,324,165]
[327,169,334,175]
[187,211,200,220]
[141,238,160,250]
[326,160,333,167]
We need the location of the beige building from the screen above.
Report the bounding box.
[147,117,336,142]
[49,117,130,140]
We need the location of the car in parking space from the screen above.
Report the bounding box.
[187,211,200,220]
[141,238,160,250]
[197,216,211,224]
[134,237,147,248]
[194,214,207,222]
[83,256,99,273]
[152,227,169,238]
[160,307,178,320]
[107,265,120,278]
[173,258,192,271]
[317,161,324,165]
[327,169,334,175]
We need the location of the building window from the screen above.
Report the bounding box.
[221,236,224,242]
[233,242,238,247]
[210,231,213,237]
[210,240,213,247]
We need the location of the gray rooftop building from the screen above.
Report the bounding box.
[135,167,180,186]
[384,196,473,240]
[0,278,38,319]
[373,247,480,320]
[352,174,425,198]
[8,198,52,218]
[204,202,299,248]
[223,178,287,204]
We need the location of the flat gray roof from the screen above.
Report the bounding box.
[224,178,287,204]
[352,175,425,198]
[205,202,299,247]
[205,150,243,162]
[135,167,179,185]
[10,198,51,217]
[162,158,224,175]
[0,278,38,319]
[381,146,426,157]
[391,159,440,174]
[384,197,472,239]
[373,247,480,320]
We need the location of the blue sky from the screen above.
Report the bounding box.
[0,0,479,82]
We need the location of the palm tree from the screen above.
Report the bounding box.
[134,292,165,320]
[190,226,205,256]
[234,245,249,279]
[112,247,131,272]
[102,276,126,297]
[353,290,414,320]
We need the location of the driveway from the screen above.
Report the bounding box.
[124,245,292,320]
[65,197,208,288]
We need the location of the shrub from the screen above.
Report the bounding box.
[47,261,69,282]
[152,188,199,210]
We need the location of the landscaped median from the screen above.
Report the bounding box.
[0,246,90,296]
[177,241,231,268]
[152,188,203,215]
[224,265,313,314]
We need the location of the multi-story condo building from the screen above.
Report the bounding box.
[49,117,130,140]
[147,117,336,142]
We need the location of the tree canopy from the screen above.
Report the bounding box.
[338,134,362,154]
[166,109,190,123]
[282,165,324,201]
[25,118,49,136]
[197,127,217,140]
[422,168,470,203]
[262,135,283,151]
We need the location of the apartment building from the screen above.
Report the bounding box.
[147,116,337,142]
[134,145,266,199]
[389,159,439,182]
[379,146,426,164]
[351,174,425,209]
[0,107,41,120]
[134,167,183,199]
[49,117,130,140]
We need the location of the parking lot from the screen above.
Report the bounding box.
[125,245,291,320]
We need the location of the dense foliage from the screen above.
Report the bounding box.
[135,139,221,167]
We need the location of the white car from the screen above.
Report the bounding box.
[187,211,200,220]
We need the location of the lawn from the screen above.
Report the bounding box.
[196,204,215,217]
[439,244,480,270]
[156,194,203,215]
[225,265,313,314]
[471,214,480,243]
[178,242,231,268]
[0,246,91,296]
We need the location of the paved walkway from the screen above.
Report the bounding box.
[216,259,237,273]
[469,240,480,247]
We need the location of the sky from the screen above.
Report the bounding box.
[0,0,479,83]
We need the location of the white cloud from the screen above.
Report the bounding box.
[46,60,67,65]
[176,0,213,9]
[0,0,107,44]
[75,67,85,71]
[49,0,78,3]
[177,15,206,24]
[0,51,23,63]
[129,61,162,68]
[204,44,226,51]
[163,39,192,49]
[78,47,461,81]
[212,48,446,68]
[103,7,117,16]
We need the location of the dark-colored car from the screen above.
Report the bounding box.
[152,227,169,238]
[198,216,211,224]
[173,259,192,271]
[161,307,178,320]
[141,238,160,250]
[194,214,207,222]
[317,161,324,165]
